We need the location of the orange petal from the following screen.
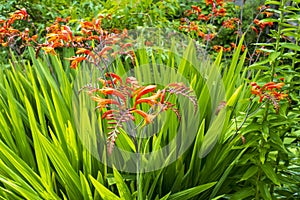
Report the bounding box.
[98,46,113,56]
[130,109,155,125]
[65,56,86,69]
[135,85,157,100]
[134,90,161,108]
[99,88,126,102]
[42,46,56,55]
[102,109,118,119]
[105,72,122,84]
[91,96,120,111]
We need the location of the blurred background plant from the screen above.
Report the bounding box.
[227,0,300,198]
[0,0,299,199]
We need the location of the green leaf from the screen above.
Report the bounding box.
[280,43,300,51]
[90,176,121,200]
[259,18,279,23]
[270,132,288,153]
[230,187,255,200]
[159,192,171,200]
[280,27,298,33]
[224,34,245,89]
[168,182,216,200]
[248,66,270,70]
[79,172,93,200]
[239,166,258,181]
[260,148,266,164]
[37,133,82,199]
[211,195,226,200]
[251,43,275,47]
[0,177,42,200]
[227,85,243,107]
[268,52,281,63]
[113,168,132,200]
[262,123,269,142]
[248,59,270,70]
[115,129,136,153]
[261,163,281,186]
[24,97,56,197]
[258,182,272,200]
[0,141,47,197]
[210,147,249,199]
[265,1,281,5]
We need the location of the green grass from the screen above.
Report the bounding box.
[0,36,258,200]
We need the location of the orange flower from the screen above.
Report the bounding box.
[76,48,90,55]
[1,42,8,47]
[263,82,284,90]
[253,19,260,25]
[250,81,288,105]
[73,36,86,43]
[184,10,194,17]
[241,45,245,52]
[130,109,156,125]
[80,21,94,31]
[133,90,162,108]
[273,91,288,100]
[204,33,215,41]
[217,8,226,17]
[42,46,57,55]
[91,96,120,111]
[253,19,273,30]
[222,19,235,30]
[97,46,113,56]
[191,5,201,13]
[251,87,261,96]
[65,56,87,69]
[134,85,157,100]
[205,0,214,6]
[213,45,223,52]
[216,0,224,6]
[61,25,73,41]
[105,72,123,84]
[98,88,126,103]
[31,35,38,42]
[251,26,259,34]
[7,8,28,26]
[224,47,231,52]
[121,43,133,50]
[198,14,210,21]
[230,43,237,48]
[46,33,59,43]
[262,11,273,17]
[75,48,96,61]
[197,31,205,38]
[189,22,199,31]
[98,72,123,87]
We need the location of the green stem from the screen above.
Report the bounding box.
[255,165,262,200]
[262,102,269,122]
[131,131,142,200]
[271,0,285,81]
[270,152,280,197]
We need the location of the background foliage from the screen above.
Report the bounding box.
[0,0,299,199]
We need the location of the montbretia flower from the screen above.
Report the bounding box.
[191,5,202,14]
[65,56,87,69]
[41,46,57,55]
[130,109,156,125]
[133,90,162,108]
[250,81,288,112]
[91,96,120,111]
[84,73,198,154]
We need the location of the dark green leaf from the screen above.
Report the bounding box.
[261,163,281,186]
